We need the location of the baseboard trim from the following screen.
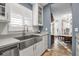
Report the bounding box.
[41,49,48,56]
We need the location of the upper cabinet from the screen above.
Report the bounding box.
[0,3,10,22]
[0,3,10,35]
[33,3,43,26]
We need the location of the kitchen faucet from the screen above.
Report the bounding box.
[23,25,28,36]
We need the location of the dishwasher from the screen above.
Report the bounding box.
[0,44,19,56]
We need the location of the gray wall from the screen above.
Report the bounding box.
[20,3,32,10]
[43,4,51,48]
[72,3,79,56]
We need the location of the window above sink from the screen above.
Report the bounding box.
[8,3,33,33]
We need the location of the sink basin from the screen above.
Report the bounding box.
[15,35,40,40]
[16,35,42,50]
[19,37,42,50]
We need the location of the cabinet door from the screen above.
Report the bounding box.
[0,3,6,21]
[33,4,43,26]
[33,4,38,26]
[35,41,44,56]
[20,46,34,56]
[43,35,48,51]
[5,3,10,21]
[0,3,10,35]
[38,5,43,26]
[45,35,48,49]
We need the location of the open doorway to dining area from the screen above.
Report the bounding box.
[43,3,72,56]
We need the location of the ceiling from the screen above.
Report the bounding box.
[51,3,72,17]
[30,3,48,7]
[40,3,48,7]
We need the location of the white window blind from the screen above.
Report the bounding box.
[24,17,32,26]
[8,4,33,32]
[10,13,23,26]
[9,12,24,32]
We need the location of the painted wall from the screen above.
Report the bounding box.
[43,4,51,48]
[72,3,79,56]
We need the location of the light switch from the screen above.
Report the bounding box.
[45,28,48,31]
[75,28,78,32]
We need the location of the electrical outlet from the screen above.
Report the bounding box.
[45,28,48,31]
[75,28,78,32]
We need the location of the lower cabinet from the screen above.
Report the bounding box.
[35,35,48,56]
[19,41,44,56]
[43,35,48,51]
[19,45,34,56]
[35,41,44,56]
[19,34,48,56]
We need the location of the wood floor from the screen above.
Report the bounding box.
[42,37,72,56]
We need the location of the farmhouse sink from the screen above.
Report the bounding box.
[15,35,40,40]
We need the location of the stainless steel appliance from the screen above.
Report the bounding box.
[0,44,19,56]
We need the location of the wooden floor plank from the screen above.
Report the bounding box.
[42,37,72,56]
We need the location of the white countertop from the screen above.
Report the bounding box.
[0,38,20,48]
[0,32,48,48]
[34,32,48,36]
[53,35,72,37]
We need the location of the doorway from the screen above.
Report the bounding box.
[51,3,72,56]
[43,3,72,56]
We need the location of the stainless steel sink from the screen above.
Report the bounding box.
[15,35,40,40]
[15,35,42,50]
[19,37,42,50]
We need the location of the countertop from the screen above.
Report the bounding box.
[52,35,72,37]
[0,32,48,48]
[34,32,48,36]
[0,38,20,48]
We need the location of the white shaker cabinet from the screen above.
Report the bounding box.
[19,41,44,56]
[33,3,43,26]
[35,41,44,56]
[19,34,48,56]
[34,35,48,56]
[0,3,10,22]
[43,35,48,51]
[0,3,10,35]
[20,45,34,56]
